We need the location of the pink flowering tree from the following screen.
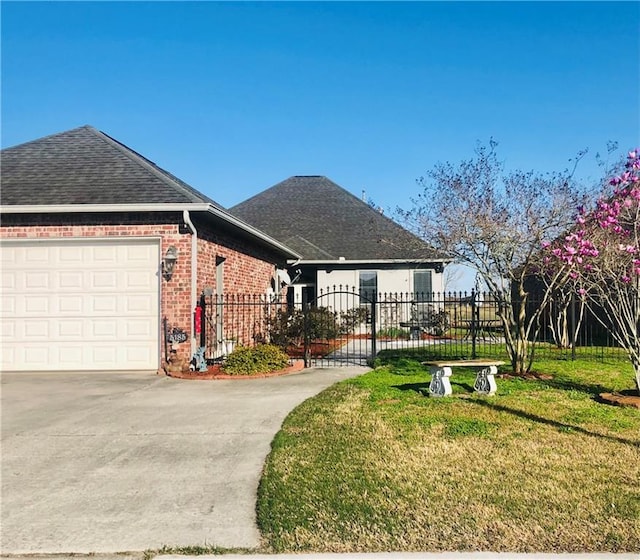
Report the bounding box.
[545,149,640,393]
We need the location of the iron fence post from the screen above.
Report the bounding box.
[571,291,576,361]
[371,292,377,359]
[199,293,206,349]
[471,289,477,359]
[303,300,311,368]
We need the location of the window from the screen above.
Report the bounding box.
[359,271,377,303]
[413,270,432,302]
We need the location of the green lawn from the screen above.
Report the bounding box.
[257,356,640,553]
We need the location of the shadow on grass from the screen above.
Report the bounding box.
[538,376,613,397]
[470,399,639,448]
[393,382,430,394]
[393,380,476,395]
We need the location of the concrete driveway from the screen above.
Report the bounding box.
[1,366,368,554]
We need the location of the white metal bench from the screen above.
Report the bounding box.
[422,360,505,397]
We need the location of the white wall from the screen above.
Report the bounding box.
[317,267,444,296]
[314,266,445,330]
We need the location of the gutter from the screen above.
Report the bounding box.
[182,210,198,357]
[288,258,454,265]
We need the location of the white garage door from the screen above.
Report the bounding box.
[1,238,160,372]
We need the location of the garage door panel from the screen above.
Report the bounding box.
[1,271,16,290]
[23,319,50,339]
[24,246,50,264]
[91,319,118,338]
[126,346,154,365]
[2,320,16,339]
[56,295,84,314]
[0,239,160,372]
[57,319,84,338]
[125,271,156,289]
[25,296,50,315]
[58,271,84,290]
[92,245,118,263]
[24,271,51,290]
[1,295,16,315]
[125,294,156,314]
[57,346,84,368]
[22,345,52,367]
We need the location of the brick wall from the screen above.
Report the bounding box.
[1,212,286,368]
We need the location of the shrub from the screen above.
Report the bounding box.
[339,307,370,335]
[377,327,410,340]
[306,307,339,340]
[265,308,305,350]
[223,344,291,375]
[265,306,342,350]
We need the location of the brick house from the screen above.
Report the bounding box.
[0,126,299,373]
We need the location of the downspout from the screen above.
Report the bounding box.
[183,210,198,357]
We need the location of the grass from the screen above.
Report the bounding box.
[257,355,640,553]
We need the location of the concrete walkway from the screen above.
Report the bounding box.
[1,366,368,554]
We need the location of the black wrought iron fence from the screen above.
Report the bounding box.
[198,288,626,366]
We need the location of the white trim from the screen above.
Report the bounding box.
[288,258,452,265]
[0,234,163,244]
[0,203,210,213]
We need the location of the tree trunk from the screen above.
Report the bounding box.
[633,357,640,396]
[511,339,528,376]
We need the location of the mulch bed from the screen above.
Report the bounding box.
[165,359,305,380]
[287,340,347,358]
[598,391,640,409]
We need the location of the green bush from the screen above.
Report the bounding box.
[265,306,342,350]
[265,309,305,350]
[223,344,291,375]
[306,307,339,340]
[377,327,410,339]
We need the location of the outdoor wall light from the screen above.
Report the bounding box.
[162,246,178,280]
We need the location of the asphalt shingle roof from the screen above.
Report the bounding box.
[230,176,446,261]
[0,125,223,207]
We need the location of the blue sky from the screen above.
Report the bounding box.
[2,1,639,288]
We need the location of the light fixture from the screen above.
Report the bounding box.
[162,246,178,280]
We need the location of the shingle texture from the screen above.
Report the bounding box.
[230,176,446,261]
[1,126,223,207]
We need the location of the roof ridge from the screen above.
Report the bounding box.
[285,234,336,259]
[88,127,222,207]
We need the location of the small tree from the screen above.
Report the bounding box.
[399,141,586,374]
[545,149,640,393]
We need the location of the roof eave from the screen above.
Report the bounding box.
[0,203,301,260]
[287,258,453,265]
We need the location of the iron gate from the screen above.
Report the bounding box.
[301,288,375,367]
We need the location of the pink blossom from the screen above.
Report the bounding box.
[617,244,636,254]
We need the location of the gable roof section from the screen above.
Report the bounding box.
[230,175,448,262]
[0,125,223,207]
[0,126,300,260]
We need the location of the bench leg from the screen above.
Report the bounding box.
[473,366,498,396]
[428,366,452,397]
